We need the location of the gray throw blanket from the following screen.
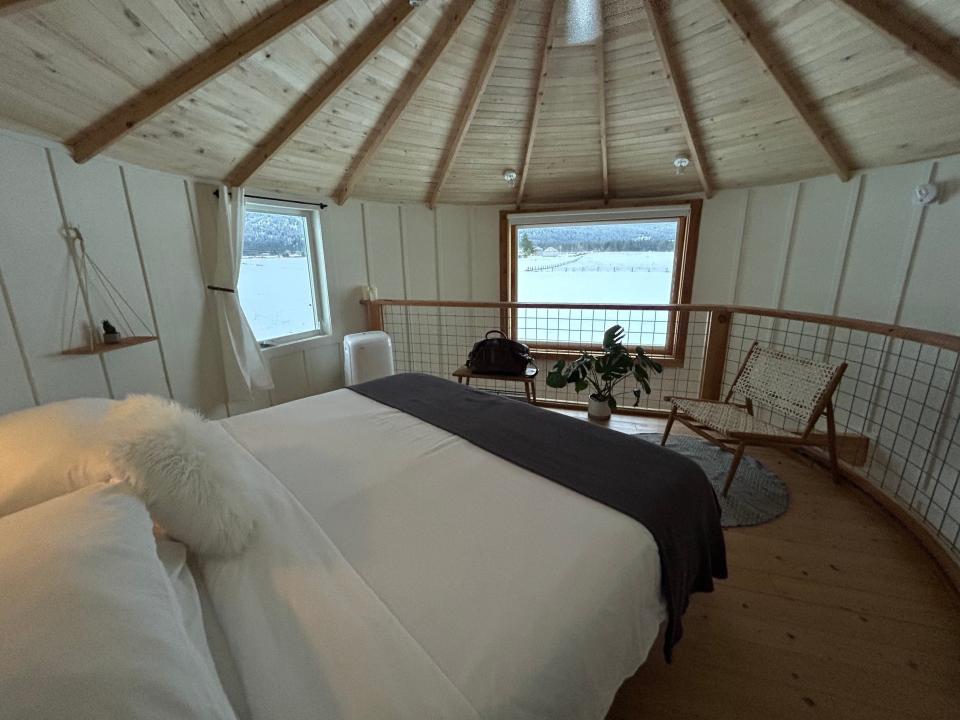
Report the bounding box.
[350,373,727,661]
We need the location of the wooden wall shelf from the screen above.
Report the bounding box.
[62,336,159,356]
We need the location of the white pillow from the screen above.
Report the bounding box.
[0,483,238,720]
[0,398,115,517]
[106,395,258,557]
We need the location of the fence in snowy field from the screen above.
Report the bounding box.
[362,299,960,577]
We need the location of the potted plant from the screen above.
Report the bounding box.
[102,319,121,345]
[545,325,663,421]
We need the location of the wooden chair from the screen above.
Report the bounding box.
[662,342,847,496]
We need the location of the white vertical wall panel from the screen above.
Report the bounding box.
[304,343,343,395]
[734,185,792,307]
[0,283,36,413]
[898,156,960,333]
[0,134,110,403]
[268,351,310,406]
[363,202,406,299]
[779,175,853,314]
[401,204,439,300]
[836,163,926,321]
[48,151,168,399]
[691,191,748,303]
[471,206,501,302]
[321,199,368,338]
[124,166,223,411]
[437,205,472,301]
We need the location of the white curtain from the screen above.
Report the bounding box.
[211,186,274,397]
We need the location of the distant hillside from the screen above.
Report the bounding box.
[518,221,677,253]
[243,211,307,256]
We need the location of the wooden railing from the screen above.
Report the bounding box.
[363,299,960,588]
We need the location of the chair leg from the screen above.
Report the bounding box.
[722,443,746,497]
[826,401,841,484]
[661,406,678,446]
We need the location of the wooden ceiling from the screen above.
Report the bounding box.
[1,0,959,206]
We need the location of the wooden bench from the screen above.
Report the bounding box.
[453,365,539,404]
[662,342,847,496]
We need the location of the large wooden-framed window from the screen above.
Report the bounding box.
[500,200,701,363]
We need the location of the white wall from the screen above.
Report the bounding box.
[2,123,957,416]
[0,130,227,417]
[693,154,960,335]
[254,152,960,409]
[222,195,503,413]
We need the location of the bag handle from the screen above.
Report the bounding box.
[484,329,506,339]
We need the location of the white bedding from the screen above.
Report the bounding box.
[208,388,666,720]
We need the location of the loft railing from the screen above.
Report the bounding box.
[362,300,960,584]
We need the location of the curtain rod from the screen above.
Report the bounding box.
[212,189,327,209]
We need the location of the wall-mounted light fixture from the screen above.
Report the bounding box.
[914,183,939,206]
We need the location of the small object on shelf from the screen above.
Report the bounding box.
[102,319,121,344]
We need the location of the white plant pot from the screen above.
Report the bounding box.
[587,396,612,421]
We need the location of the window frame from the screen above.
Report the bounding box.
[239,199,333,348]
[499,200,702,364]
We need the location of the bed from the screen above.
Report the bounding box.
[0,376,725,720]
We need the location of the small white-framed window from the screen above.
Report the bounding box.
[237,200,331,346]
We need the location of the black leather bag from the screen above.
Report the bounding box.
[466,330,533,375]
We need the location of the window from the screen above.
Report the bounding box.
[501,202,701,359]
[237,202,331,345]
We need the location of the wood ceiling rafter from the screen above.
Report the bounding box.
[643,0,713,198]
[428,0,521,209]
[67,0,333,164]
[516,0,560,206]
[597,22,609,202]
[334,0,477,206]
[0,0,51,16]
[828,0,960,89]
[714,0,852,182]
[225,0,418,188]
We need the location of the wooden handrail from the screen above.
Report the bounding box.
[360,299,960,351]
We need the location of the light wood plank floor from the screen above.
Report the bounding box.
[553,410,960,720]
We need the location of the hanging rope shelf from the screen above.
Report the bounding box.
[60,227,158,356]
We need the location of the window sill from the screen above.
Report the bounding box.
[260,333,339,359]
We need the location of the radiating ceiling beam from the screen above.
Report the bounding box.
[597,26,609,201]
[335,0,476,205]
[0,0,53,16]
[68,0,333,163]
[516,0,559,206]
[427,0,520,208]
[643,0,713,197]
[226,0,416,187]
[829,0,960,89]
[715,0,852,181]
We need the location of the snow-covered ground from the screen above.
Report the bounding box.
[237,251,674,348]
[239,256,316,341]
[517,251,674,347]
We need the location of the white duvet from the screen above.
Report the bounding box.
[203,389,666,720]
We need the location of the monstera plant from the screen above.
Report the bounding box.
[545,325,662,420]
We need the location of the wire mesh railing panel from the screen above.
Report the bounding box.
[724,313,960,556]
[380,304,710,411]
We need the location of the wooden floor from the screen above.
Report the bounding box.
[553,410,960,720]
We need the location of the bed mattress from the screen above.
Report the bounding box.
[214,388,667,720]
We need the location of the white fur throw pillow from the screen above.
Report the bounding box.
[106,395,257,557]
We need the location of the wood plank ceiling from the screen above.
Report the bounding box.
[1,0,958,206]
